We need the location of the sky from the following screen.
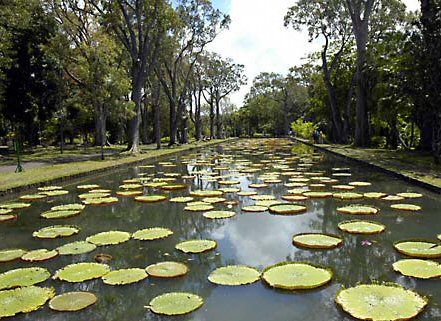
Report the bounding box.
[207,0,421,106]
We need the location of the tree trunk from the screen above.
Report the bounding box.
[215,94,221,139]
[127,71,143,154]
[324,74,346,143]
[141,102,149,144]
[354,43,370,147]
[209,96,215,139]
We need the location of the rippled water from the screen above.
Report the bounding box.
[0,139,440,321]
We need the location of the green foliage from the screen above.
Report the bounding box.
[291,119,317,140]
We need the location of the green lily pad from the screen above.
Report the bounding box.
[41,190,69,196]
[364,192,387,199]
[302,191,332,198]
[132,228,173,241]
[82,197,118,205]
[102,268,148,285]
[393,259,441,279]
[338,220,385,234]
[269,204,307,215]
[21,249,58,262]
[0,214,16,222]
[255,200,282,207]
[382,195,405,201]
[146,262,188,278]
[242,205,267,212]
[147,292,203,316]
[0,208,13,215]
[190,190,224,197]
[202,197,226,204]
[135,195,167,203]
[51,204,85,211]
[175,240,217,254]
[262,262,332,290]
[86,231,131,246]
[79,192,110,199]
[119,183,143,190]
[0,249,27,262]
[77,184,100,190]
[218,180,240,185]
[116,190,143,197]
[397,192,423,199]
[237,191,257,196]
[0,202,31,210]
[54,262,111,282]
[394,240,441,259]
[348,181,371,187]
[0,286,55,318]
[282,195,308,202]
[41,210,81,219]
[337,205,379,215]
[391,204,421,211]
[161,184,187,191]
[208,265,261,286]
[184,204,214,212]
[170,197,194,203]
[219,187,241,193]
[249,183,268,188]
[56,241,97,255]
[293,233,343,249]
[203,210,236,219]
[33,225,80,239]
[250,194,276,201]
[0,267,51,290]
[38,186,62,191]
[335,284,428,321]
[49,291,97,311]
[19,194,47,201]
[333,192,364,200]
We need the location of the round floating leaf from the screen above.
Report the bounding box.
[135,195,167,203]
[269,204,307,215]
[262,262,332,290]
[38,186,62,191]
[364,192,387,199]
[0,208,13,215]
[0,286,55,318]
[57,241,96,255]
[397,192,423,199]
[86,231,131,246]
[21,249,58,262]
[338,220,385,235]
[302,191,332,198]
[335,284,428,321]
[391,204,421,211]
[393,259,441,279]
[170,197,194,203]
[132,228,173,241]
[79,192,110,199]
[0,202,31,210]
[119,183,143,190]
[116,190,143,197]
[250,194,276,201]
[77,184,100,190]
[332,185,355,191]
[147,292,203,316]
[219,187,240,193]
[293,233,343,249]
[202,197,226,204]
[255,200,282,207]
[83,196,118,205]
[184,204,214,212]
[203,210,236,219]
[249,183,268,189]
[282,195,308,202]
[348,181,371,187]
[333,192,363,200]
[161,184,187,191]
[41,210,81,219]
[146,262,188,278]
[0,267,50,290]
[382,195,405,201]
[102,268,148,285]
[54,262,111,282]
[49,291,97,311]
[242,205,267,213]
[394,240,441,259]
[0,214,16,222]
[237,191,257,196]
[190,190,224,197]
[337,205,379,215]
[218,180,240,185]
[175,240,217,254]
[33,225,79,239]
[0,249,27,263]
[19,194,46,201]
[51,204,85,211]
[208,265,260,286]
[41,190,69,196]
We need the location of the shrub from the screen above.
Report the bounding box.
[291,119,317,140]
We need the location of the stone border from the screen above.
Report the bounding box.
[0,139,234,198]
[292,137,441,194]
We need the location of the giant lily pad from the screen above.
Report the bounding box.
[292,233,343,249]
[269,204,307,215]
[202,197,226,204]
[49,291,97,311]
[250,194,276,201]
[0,286,55,318]
[394,240,441,259]
[57,241,97,255]
[116,190,143,197]
[175,240,217,254]
[333,192,363,200]
[51,204,85,211]
[242,205,267,213]
[190,190,224,197]
[54,262,110,282]
[0,208,13,215]
[79,192,110,199]
[262,262,332,290]
[147,292,203,316]
[41,210,81,219]
[132,228,173,241]
[348,181,371,187]
[184,204,214,212]
[282,195,308,202]
[397,192,423,199]
[392,259,441,279]
[86,231,131,246]
[0,202,31,210]
[335,284,428,321]
[0,267,51,290]
[33,225,80,239]
[77,184,100,190]
[382,195,405,201]
[208,265,260,286]
[0,214,16,222]
[338,220,385,235]
[170,197,194,203]
[102,268,148,285]
[83,197,118,205]
[145,262,188,278]
[0,249,27,263]
[135,195,167,203]
[41,190,69,196]
[21,249,58,262]
[364,192,387,199]
[390,204,421,211]
[337,205,379,215]
[161,184,187,191]
[302,191,332,198]
[203,210,236,219]
[19,194,47,201]
[38,186,62,191]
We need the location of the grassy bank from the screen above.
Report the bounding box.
[0,139,231,195]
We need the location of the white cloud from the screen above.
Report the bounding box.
[209,0,421,107]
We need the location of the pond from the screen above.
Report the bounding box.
[0,139,440,321]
